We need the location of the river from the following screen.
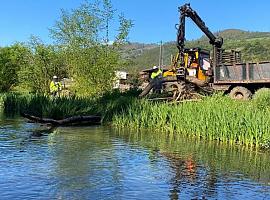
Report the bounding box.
[0,118,270,200]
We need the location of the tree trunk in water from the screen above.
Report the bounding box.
[21,113,101,126]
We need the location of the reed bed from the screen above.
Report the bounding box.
[113,93,270,149]
[2,89,270,148]
[1,93,94,119]
[0,89,139,120]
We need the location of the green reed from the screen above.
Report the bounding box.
[113,94,270,149]
[1,89,139,120]
[3,89,270,149]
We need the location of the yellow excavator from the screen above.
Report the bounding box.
[139,3,225,100]
[141,3,265,101]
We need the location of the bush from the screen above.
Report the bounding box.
[0,44,28,92]
[252,88,270,110]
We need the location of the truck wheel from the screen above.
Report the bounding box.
[229,86,252,100]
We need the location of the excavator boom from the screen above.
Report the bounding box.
[177,3,223,66]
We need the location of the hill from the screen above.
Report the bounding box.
[119,42,158,59]
[124,29,270,72]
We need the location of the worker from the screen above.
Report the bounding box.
[50,75,62,97]
[151,66,162,80]
[150,66,163,94]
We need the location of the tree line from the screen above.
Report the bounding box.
[0,0,132,96]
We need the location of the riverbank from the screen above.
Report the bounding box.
[112,90,270,149]
[0,90,138,121]
[1,90,270,149]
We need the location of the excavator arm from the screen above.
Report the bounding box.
[176,3,223,67]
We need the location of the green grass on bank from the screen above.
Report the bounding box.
[1,89,270,149]
[0,89,139,121]
[113,90,270,149]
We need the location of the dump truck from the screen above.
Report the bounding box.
[140,3,270,100]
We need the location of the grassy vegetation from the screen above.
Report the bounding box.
[0,90,138,121]
[113,92,270,149]
[2,89,270,149]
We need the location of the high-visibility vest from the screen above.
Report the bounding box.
[50,81,62,93]
[151,69,162,79]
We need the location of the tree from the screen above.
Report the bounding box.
[0,44,29,92]
[18,37,67,93]
[50,0,133,96]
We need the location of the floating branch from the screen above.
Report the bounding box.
[21,113,101,126]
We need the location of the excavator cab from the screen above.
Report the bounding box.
[183,48,211,81]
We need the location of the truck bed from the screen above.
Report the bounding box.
[215,62,270,84]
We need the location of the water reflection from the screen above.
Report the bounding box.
[47,127,125,199]
[114,130,270,199]
[0,120,270,200]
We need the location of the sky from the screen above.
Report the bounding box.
[0,0,270,46]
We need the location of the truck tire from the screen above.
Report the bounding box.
[229,86,252,100]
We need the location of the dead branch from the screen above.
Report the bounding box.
[21,113,101,126]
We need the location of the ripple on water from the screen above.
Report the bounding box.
[0,121,270,200]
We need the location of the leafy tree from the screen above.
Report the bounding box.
[0,44,29,92]
[18,37,67,93]
[50,0,133,96]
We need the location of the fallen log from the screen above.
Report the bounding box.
[21,113,101,126]
[139,76,208,98]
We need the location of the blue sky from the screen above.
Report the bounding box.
[0,0,270,46]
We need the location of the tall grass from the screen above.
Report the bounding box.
[1,89,139,121]
[3,89,270,149]
[113,93,270,149]
[1,93,94,119]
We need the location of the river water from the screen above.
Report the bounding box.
[0,118,270,200]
